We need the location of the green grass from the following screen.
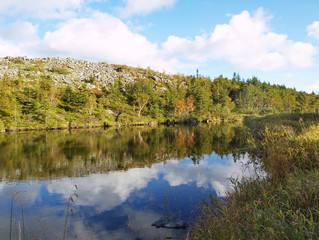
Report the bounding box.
[190,113,319,239]
[246,113,319,179]
[191,170,319,240]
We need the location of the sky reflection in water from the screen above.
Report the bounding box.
[0,124,256,239]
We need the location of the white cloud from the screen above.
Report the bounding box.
[40,11,178,71]
[0,21,39,57]
[307,21,319,40]
[162,8,317,71]
[40,8,316,72]
[286,41,316,68]
[0,0,94,20]
[0,39,25,56]
[0,11,189,72]
[0,21,39,42]
[118,0,178,18]
[0,8,315,74]
[162,35,209,62]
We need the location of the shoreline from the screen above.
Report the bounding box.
[0,118,243,133]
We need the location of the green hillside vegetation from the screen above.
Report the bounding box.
[0,57,319,131]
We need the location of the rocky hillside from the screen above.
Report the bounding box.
[0,56,176,92]
[0,56,197,131]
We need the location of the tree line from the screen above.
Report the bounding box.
[0,66,318,130]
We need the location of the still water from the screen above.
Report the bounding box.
[0,124,255,239]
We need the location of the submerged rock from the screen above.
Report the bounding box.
[151,216,189,229]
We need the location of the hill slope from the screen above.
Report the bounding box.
[0,57,318,131]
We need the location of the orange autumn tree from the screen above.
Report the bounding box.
[176,97,196,116]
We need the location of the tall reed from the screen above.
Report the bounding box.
[63,185,78,240]
[9,190,26,240]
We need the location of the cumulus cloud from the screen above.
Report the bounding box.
[0,11,188,71]
[0,21,39,42]
[43,11,157,61]
[118,0,178,18]
[307,21,319,40]
[40,11,180,71]
[0,0,94,20]
[162,8,317,71]
[0,39,25,56]
[0,21,39,57]
[0,8,315,73]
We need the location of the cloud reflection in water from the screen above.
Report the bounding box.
[47,152,254,212]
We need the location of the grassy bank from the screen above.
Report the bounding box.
[0,115,244,133]
[190,113,319,239]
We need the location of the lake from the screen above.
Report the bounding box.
[0,124,256,239]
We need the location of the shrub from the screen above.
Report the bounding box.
[259,107,277,115]
[12,58,25,65]
[50,67,71,75]
[24,65,40,72]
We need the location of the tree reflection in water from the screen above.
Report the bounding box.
[0,123,254,239]
[0,123,248,180]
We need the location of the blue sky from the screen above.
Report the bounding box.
[0,0,319,92]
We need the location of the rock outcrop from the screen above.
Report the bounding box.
[0,56,181,91]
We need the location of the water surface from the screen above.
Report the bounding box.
[0,124,254,239]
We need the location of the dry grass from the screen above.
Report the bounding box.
[260,124,319,179]
[190,170,319,240]
[190,113,319,239]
